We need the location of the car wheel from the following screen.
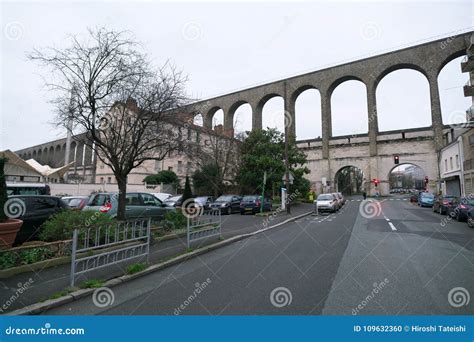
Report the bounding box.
[456,212,462,221]
[468,217,474,228]
[227,207,232,215]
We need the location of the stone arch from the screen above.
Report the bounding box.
[334,164,366,195]
[259,94,285,132]
[327,76,365,97]
[205,106,223,130]
[374,63,429,89]
[293,87,322,140]
[436,49,466,77]
[32,150,37,159]
[388,163,426,191]
[330,79,368,136]
[228,101,252,136]
[376,68,431,131]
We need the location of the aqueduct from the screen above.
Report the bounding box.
[182,31,473,195]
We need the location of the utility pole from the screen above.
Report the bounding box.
[284,81,291,214]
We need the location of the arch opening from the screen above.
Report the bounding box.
[232,103,252,136]
[295,88,321,140]
[335,165,365,195]
[388,163,426,193]
[262,96,285,132]
[193,113,204,126]
[331,80,368,136]
[377,69,431,132]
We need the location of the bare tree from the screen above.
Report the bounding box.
[29,28,189,220]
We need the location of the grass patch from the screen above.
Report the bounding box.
[125,263,147,275]
[80,279,104,289]
[49,288,73,300]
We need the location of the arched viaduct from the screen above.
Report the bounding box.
[181,31,473,195]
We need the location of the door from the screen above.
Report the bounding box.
[140,193,167,221]
[125,193,144,219]
[231,196,241,212]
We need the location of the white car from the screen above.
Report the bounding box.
[150,192,172,202]
[314,193,338,213]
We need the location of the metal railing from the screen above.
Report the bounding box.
[187,209,221,249]
[70,218,151,287]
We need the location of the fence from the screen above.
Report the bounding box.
[187,209,222,249]
[70,218,151,287]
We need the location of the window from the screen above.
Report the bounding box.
[107,177,112,184]
[178,161,183,173]
[450,157,453,170]
[445,159,448,172]
[126,193,141,206]
[141,193,161,206]
[168,166,173,171]
[155,160,161,172]
[469,134,474,145]
[187,161,192,172]
[456,155,459,168]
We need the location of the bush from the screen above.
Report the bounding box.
[39,210,114,242]
[163,210,187,231]
[19,247,54,265]
[0,251,18,269]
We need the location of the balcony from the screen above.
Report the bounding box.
[464,79,474,97]
[461,55,474,73]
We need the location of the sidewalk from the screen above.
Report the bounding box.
[0,203,312,313]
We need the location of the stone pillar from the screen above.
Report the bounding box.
[321,89,332,159]
[285,96,296,139]
[252,103,263,131]
[367,83,379,156]
[223,108,234,137]
[203,113,213,130]
[428,74,444,150]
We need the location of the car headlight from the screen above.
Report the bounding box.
[221,203,227,207]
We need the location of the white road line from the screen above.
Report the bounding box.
[388,222,397,231]
[385,218,390,221]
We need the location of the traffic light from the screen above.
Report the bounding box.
[424,176,429,184]
[373,178,379,187]
[394,155,399,165]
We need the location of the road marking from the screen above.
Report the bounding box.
[388,222,397,231]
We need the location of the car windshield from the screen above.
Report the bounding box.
[318,194,333,200]
[88,194,110,206]
[421,193,434,198]
[242,196,258,201]
[166,196,181,202]
[68,199,84,207]
[216,195,233,201]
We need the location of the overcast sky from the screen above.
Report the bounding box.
[1,0,473,151]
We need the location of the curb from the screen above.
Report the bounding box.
[7,211,312,316]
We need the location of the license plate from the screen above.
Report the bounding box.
[245,208,253,211]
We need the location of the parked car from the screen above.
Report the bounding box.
[62,196,89,211]
[447,196,474,221]
[6,182,50,195]
[8,195,69,245]
[418,192,435,207]
[467,208,474,228]
[240,195,272,214]
[410,192,420,203]
[193,196,215,210]
[163,195,183,207]
[314,193,338,213]
[150,193,172,202]
[211,195,242,214]
[83,192,173,221]
[433,195,458,215]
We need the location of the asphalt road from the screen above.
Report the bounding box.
[0,203,312,312]
[45,195,474,315]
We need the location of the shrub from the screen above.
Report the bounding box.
[0,251,18,269]
[163,210,187,231]
[19,247,54,265]
[39,210,113,242]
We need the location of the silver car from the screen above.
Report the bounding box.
[314,193,338,213]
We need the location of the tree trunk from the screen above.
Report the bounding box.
[116,175,127,221]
